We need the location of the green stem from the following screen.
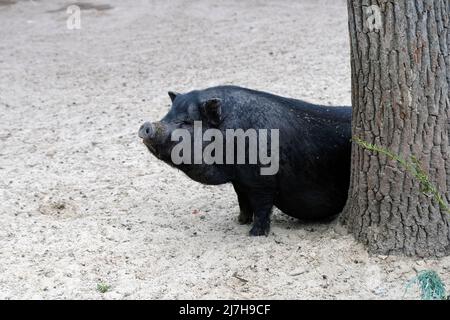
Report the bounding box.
[352,136,450,215]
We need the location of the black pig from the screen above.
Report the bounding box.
[139,86,351,236]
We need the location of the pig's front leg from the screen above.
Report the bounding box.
[233,183,253,225]
[247,191,274,236]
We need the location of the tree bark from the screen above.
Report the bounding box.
[342,0,450,257]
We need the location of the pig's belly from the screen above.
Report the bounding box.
[274,188,346,220]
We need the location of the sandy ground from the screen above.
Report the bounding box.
[0,0,448,300]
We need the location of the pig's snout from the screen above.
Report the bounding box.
[138,122,155,140]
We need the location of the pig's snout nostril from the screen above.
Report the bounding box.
[139,122,154,140]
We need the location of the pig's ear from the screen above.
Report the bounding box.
[168,91,179,103]
[200,98,222,126]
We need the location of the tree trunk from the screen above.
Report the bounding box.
[342,0,450,257]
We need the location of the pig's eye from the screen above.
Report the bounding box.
[175,119,193,125]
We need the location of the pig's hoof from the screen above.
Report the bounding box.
[249,225,270,236]
[238,212,253,225]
